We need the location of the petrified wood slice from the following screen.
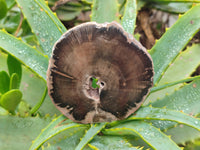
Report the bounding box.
[47,22,154,124]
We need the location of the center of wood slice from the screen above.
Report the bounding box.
[83,76,106,102]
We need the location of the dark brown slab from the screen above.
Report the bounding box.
[47,22,154,124]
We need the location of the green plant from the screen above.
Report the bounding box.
[0,0,200,149]
[0,55,22,114]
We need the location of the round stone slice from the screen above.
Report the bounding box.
[47,22,154,124]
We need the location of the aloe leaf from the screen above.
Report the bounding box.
[152,79,200,114]
[150,2,194,14]
[121,0,137,34]
[150,75,200,94]
[150,0,200,2]
[0,71,10,94]
[108,106,200,132]
[30,115,66,149]
[7,54,22,84]
[146,44,200,104]
[42,128,88,150]
[0,115,51,150]
[129,107,200,131]
[16,0,67,58]
[9,73,20,89]
[75,123,106,150]
[103,121,181,150]
[0,89,22,113]
[149,4,200,84]
[91,0,119,23]
[166,125,200,145]
[151,79,200,130]
[89,135,139,150]
[30,115,88,150]
[0,30,48,80]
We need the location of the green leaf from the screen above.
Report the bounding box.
[5,0,16,10]
[43,128,88,150]
[16,0,67,58]
[89,135,139,150]
[0,71,10,94]
[121,0,137,34]
[166,125,200,145]
[149,0,200,2]
[0,10,21,33]
[75,123,106,150]
[0,0,7,19]
[0,89,22,113]
[150,75,200,94]
[152,79,200,130]
[103,121,181,150]
[0,106,9,115]
[82,0,93,4]
[146,44,200,104]
[17,101,31,117]
[149,4,200,84]
[128,107,200,131]
[7,54,22,84]
[0,115,51,150]
[30,115,88,150]
[91,0,119,23]
[91,77,99,88]
[0,30,48,80]
[150,2,194,14]
[56,10,81,21]
[30,86,47,115]
[152,79,200,115]
[9,73,20,89]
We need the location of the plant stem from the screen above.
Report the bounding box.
[30,86,47,115]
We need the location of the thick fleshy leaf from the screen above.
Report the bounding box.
[152,79,200,130]
[30,115,88,150]
[0,89,22,113]
[121,0,137,34]
[103,121,181,150]
[0,0,7,19]
[7,54,22,84]
[166,125,200,145]
[0,51,60,116]
[0,30,48,80]
[9,73,20,89]
[75,123,106,150]
[89,135,139,150]
[149,4,200,84]
[0,71,10,94]
[149,0,200,2]
[16,0,67,57]
[152,79,200,114]
[91,0,119,23]
[0,115,51,150]
[150,2,194,14]
[129,107,200,131]
[146,44,200,104]
[42,128,89,150]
